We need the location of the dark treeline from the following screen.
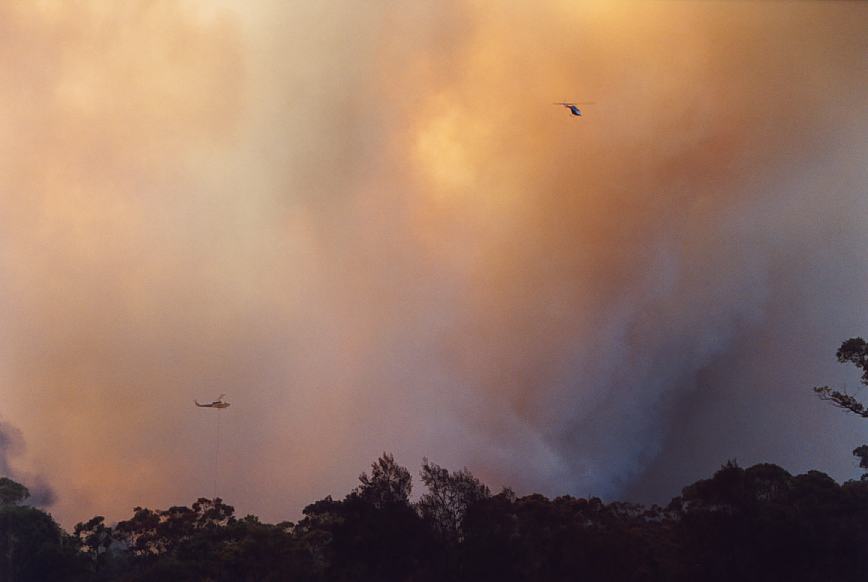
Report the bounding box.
[3,337,868,582]
[5,456,868,582]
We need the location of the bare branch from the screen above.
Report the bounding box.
[814,386,868,418]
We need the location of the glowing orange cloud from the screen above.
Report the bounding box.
[0,1,865,527]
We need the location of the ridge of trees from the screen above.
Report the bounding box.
[4,457,868,582]
[2,337,868,581]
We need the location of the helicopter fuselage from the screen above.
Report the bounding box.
[195,400,230,409]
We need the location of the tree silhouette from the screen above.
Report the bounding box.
[355,452,413,509]
[417,457,490,542]
[0,476,30,506]
[854,445,868,480]
[814,337,868,416]
[0,478,87,582]
[814,337,868,479]
[9,449,868,580]
[73,515,113,572]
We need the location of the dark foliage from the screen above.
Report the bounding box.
[0,503,88,582]
[0,477,30,507]
[815,337,868,478]
[3,336,868,581]
[814,337,868,417]
[4,454,868,582]
[418,457,490,543]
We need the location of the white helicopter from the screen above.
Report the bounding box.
[195,393,230,409]
[553,101,594,117]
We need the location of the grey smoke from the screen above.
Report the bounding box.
[0,2,866,528]
[0,420,56,507]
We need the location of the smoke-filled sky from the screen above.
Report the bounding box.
[1,1,867,527]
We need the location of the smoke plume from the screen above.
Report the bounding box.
[0,419,55,506]
[0,1,866,525]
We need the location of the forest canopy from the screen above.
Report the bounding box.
[3,455,868,582]
[3,337,868,582]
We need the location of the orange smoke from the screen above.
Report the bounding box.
[0,1,866,526]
